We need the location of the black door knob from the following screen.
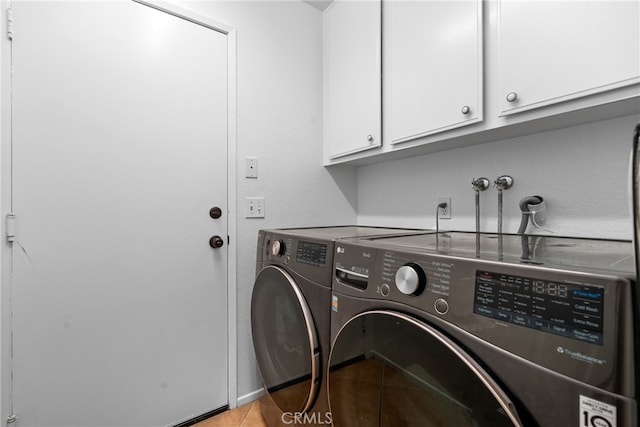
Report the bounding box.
[209,207,222,219]
[209,235,224,249]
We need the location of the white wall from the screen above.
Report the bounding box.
[358,114,639,240]
[175,0,357,403]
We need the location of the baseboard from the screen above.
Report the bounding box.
[236,388,265,407]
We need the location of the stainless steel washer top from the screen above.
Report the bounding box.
[349,231,635,274]
[329,231,637,427]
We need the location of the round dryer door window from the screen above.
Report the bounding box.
[328,311,523,427]
[251,265,320,414]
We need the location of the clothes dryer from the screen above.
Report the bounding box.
[251,226,424,427]
[329,232,637,426]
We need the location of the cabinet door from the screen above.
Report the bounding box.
[324,0,381,160]
[388,0,483,145]
[498,1,640,116]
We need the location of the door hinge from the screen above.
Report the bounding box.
[7,7,13,41]
[6,213,15,242]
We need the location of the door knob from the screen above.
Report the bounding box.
[209,207,222,219]
[209,235,224,249]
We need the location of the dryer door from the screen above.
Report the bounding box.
[329,310,523,427]
[251,265,320,414]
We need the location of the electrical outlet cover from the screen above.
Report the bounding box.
[438,197,451,219]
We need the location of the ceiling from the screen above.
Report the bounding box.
[302,0,334,12]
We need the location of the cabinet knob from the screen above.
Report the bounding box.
[506,92,518,103]
[367,134,374,143]
[461,105,471,115]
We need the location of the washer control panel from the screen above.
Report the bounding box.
[474,270,605,345]
[258,231,333,286]
[334,242,453,307]
[332,241,634,390]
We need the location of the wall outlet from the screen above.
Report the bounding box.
[245,197,265,218]
[245,157,258,178]
[438,197,451,219]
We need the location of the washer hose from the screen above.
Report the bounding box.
[517,196,544,234]
[519,196,544,261]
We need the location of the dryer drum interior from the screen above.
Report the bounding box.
[251,265,320,414]
[328,311,523,427]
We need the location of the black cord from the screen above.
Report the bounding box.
[436,202,447,234]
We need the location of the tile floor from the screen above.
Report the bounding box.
[193,401,268,427]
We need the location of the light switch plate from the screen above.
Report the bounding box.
[245,197,265,218]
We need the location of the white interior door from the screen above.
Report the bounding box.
[10,2,229,426]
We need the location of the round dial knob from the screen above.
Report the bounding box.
[271,239,286,257]
[395,263,426,296]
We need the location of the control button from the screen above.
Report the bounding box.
[395,263,426,296]
[434,298,449,315]
[380,284,390,297]
[271,239,286,257]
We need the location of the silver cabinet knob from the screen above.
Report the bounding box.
[506,92,518,103]
[367,134,374,143]
[461,105,471,115]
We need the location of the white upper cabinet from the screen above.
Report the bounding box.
[498,1,640,116]
[323,0,639,165]
[324,0,381,161]
[387,0,483,144]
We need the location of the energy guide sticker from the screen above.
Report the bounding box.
[580,395,616,427]
[331,295,338,312]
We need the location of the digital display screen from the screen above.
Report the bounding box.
[474,271,604,345]
[296,241,327,267]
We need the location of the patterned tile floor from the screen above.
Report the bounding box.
[193,401,268,427]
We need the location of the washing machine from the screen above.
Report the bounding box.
[251,226,425,427]
[329,231,637,426]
